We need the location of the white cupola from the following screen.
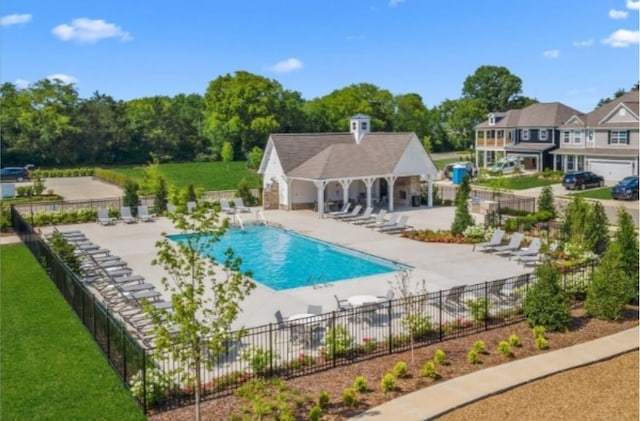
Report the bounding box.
[350,113,371,144]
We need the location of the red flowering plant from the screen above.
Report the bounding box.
[361,337,378,353]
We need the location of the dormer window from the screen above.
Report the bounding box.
[361,121,367,131]
[488,114,495,126]
[522,129,530,140]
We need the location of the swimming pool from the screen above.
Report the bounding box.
[168,224,404,290]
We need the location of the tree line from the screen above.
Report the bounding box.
[2,64,578,168]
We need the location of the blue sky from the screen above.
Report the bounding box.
[1,0,638,113]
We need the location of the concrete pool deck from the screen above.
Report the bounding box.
[43,206,531,330]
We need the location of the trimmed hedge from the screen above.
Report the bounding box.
[32,168,95,178]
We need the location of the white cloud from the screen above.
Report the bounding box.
[268,58,304,73]
[389,0,406,6]
[46,73,78,85]
[627,0,640,10]
[0,13,32,26]
[602,29,640,47]
[609,9,629,19]
[52,18,132,43]
[573,39,594,47]
[543,49,560,58]
[14,79,30,89]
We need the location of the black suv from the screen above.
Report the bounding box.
[561,171,605,190]
[0,167,30,182]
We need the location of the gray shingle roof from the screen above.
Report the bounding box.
[269,132,415,179]
[476,103,583,128]
[585,90,639,127]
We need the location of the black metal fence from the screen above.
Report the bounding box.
[10,205,595,413]
[436,184,536,213]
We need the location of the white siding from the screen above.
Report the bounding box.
[261,140,287,206]
[393,136,439,177]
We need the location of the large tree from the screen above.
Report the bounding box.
[462,65,535,112]
[203,71,301,159]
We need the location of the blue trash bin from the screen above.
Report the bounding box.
[452,165,467,185]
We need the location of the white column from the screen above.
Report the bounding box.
[385,176,397,212]
[313,180,327,218]
[286,177,293,211]
[362,177,375,210]
[339,179,352,207]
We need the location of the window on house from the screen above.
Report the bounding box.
[563,131,571,144]
[361,121,367,130]
[587,130,594,143]
[522,129,530,140]
[573,130,583,144]
[539,129,548,141]
[489,114,495,125]
[567,155,576,171]
[610,130,628,145]
[351,122,357,130]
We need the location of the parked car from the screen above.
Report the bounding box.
[611,176,639,200]
[0,166,30,182]
[488,157,523,175]
[561,171,605,190]
[443,161,478,179]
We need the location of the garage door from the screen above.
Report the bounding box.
[589,160,632,181]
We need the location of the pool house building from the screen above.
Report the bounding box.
[258,114,439,217]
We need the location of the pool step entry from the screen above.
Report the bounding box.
[309,273,332,289]
[234,213,245,230]
[256,210,268,225]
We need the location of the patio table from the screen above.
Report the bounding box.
[348,295,382,307]
[287,314,324,347]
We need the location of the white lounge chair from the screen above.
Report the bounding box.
[137,205,156,222]
[509,238,541,260]
[326,202,351,218]
[488,232,524,255]
[473,229,505,251]
[345,206,373,223]
[219,198,235,214]
[233,198,250,213]
[370,213,399,230]
[378,215,410,233]
[120,206,137,224]
[334,204,362,220]
[97,208,117,225]
[357,209,386,226]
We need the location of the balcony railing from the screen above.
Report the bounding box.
[476,137,507,148]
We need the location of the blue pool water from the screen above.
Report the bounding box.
[168,225,403,290]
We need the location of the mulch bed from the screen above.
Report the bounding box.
[149,304,638,420]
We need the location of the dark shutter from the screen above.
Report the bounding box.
[608,131,611,144]
[627,130,631,145]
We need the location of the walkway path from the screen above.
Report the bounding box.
[350,326,638,420]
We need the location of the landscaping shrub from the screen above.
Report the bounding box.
[48,231,81,273]
[342,388,357,406]
[451,174,474,235]
[401,313,434,340]
[585,242,633,320]
[532,326,546,339]
[308,405,322,421]
[123,180,140,217]
[508,333,522,347]
[535,336,549,350]
[497,341,513,357]
[466,297,488,322]
[472,340,486,353]
[467,349,480,364]
[94,168,132,186]
[392,361,409,378]
[380,374,396,393]
[129,368,170,406]
[585,201,609,256]
[420,361,438,379]
[317,391,330,409]
[324,325,354,359]
[433,349,446,365]
[523,260,571,332]
[537,185,556,218]
[241,347,278,376]
[614,208,639,302]
[353,376,368,393]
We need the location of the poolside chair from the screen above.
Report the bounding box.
[377,289,395,303]
[517,242,558,266]
[333,204,362,220]
[377,215,410,234]
[434,284,468,314]
[326,202,351,218]
[509,237,541,260]
[219,198,235,214]
[334,295,352,312]
[488,232,524,255]
[137,205,156,222]
[473,229,505,251]
[233,197,251,213]
[354,209,386,226]
[370,213,399,230]
[345,206,373,223]
[120,206,137,224]
[97,208,117,225]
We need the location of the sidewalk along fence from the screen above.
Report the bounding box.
[145,263,596,412]
[9,205,596,413]
[10,206,152,410]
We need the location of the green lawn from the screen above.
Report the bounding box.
[0,244,145,421]
[568,187,613,200]
[110,161,261,191]
[433,158,461,171]
[475,174,560,190]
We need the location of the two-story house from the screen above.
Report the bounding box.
[551,90,639,181]
[474,102,583,172]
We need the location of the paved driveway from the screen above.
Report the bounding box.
[43,177,123,200]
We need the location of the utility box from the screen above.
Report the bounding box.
[451,165,467,185]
